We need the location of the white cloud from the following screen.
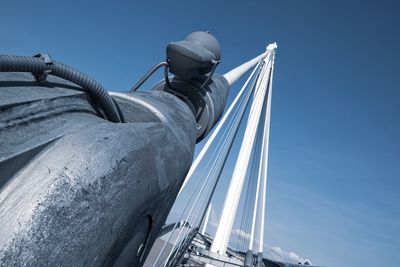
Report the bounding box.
[204,223,313,265]
[231,228,251,240]
[266,245,312,265]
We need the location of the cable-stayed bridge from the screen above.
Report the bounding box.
[0,31,319,267]
[140,43,312,267]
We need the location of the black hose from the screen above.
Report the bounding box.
[0,55,122,123]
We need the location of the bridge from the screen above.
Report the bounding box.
[140,43,311,267]
[0,31,317,266]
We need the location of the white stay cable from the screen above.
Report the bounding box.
[163,65,261,265]
[189,62,266,229]
[210,54,273,254]
[258,50,276,253]
[153,65,261,267]
[248,71,269,250]
[177,59,265,196]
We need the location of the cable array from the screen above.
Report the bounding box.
[151,62,264,266]
[149,44,277,266]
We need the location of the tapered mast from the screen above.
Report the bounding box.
[211,43,277,255]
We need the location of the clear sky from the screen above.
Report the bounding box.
[2,0,400,266]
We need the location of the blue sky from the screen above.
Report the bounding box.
[2,0,400,266]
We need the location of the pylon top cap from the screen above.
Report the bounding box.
[266,42,278,51]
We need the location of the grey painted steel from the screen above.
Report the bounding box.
[256,252,265,267]
[143,239,174,267]
[0,64,229,266]
[166,31,220,80]
[185,31,221,61]
[244,250,254,267]
[153,74,230,142]
[130,62,168,92]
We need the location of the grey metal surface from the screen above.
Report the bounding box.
[166,31,220,80]
[244,250,254,267]
[143,239,173,267]
[0,72,199,266]
[153,74,229,142]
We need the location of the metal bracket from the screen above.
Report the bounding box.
[33,53,53,82]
